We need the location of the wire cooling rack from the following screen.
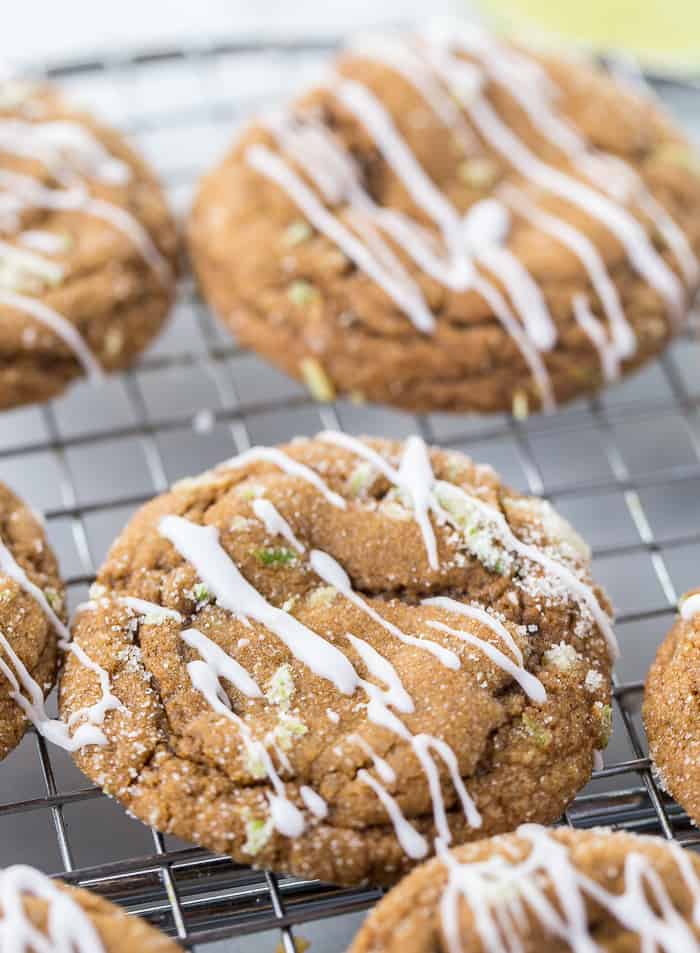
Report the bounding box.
[0,34,699,953]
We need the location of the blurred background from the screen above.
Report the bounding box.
[0,3,699,953]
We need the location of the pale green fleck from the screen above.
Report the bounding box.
[347,462,376,497]
[288,279,317,306]
[281,594,300,614]
[522,713,552,748]
[142,610,174,626]
[244,749,267,780]
[595,703,613,748]
[306,585,337,610]
[274,713,308,750]
[0,589,13,604]
[230,515,252,531]
[458,156,499,189]
[512,390,529,421]
[242,814,273,855]
[434,482,513,575]
[235,483,265,501]
[653,142,700,178]
[193,582,210,605]
[300,357,335,402]
[283,220,312,247]
[256,547,297,567]
[267,664,294,709]
[45,587,64,614]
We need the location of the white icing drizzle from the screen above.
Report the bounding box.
[159,515,359,695]
[247,23,696,403]
[326,707,340,723]
[181,627,262,699]
[0,535,69,642]
[319,431,618,659]
[0,864,106,953]
[0,631,109,751]
[349,33,478,152]
[363,686,482,843]
[0,168,171,287]
[309,548,460,670]
[502,184,635,363]
[422,596,523,663]
[158,507,486,851]
[0,119,130,185]
[19,229,67,254]
[186,658,304,838]
[252,498,305,553]
[256,116,554,403]
[246,142,436,333]
[346,632,414,713]
[681,594,700,621]
[332,78,558,350]
[119,596,182,622]
[357,768,429,859]
[397,436,439,569]
[571,293,621,383]
[350,733,397,783]
[426,48,685,323]
[0,533,122,751]
[0,288,105,381]
[0,237,63,286]
[220,445,347,509]
[427,619,545,703]
[435,479,619,659]
[299,785,328,818]
[431,20,698,288]
[438,823,700,953]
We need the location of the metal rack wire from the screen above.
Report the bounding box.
[0,35,699,953]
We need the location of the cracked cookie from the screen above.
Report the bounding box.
[189,21,700,415]
[58,434,614,886]
[644,589,700,827]
[0,78,178,410]
[0,864,180,953]
[346,825,700,952]
[0,480,65,763]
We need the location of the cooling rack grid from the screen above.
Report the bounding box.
[0,35,699,953]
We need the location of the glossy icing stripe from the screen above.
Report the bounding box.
[439,824,700,952]
[0,864,106,953]
[246,143,436,333]
[0,288,105,380]
[502,184,635,362]
[159,515,359,695]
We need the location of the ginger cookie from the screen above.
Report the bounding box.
[644,589,700,826]
[0,480,66,762]
[189,22,700,415]
[0,864,180,953]
[60,432,616,884]
[59,434,614,886]
[0,78,178,410]
[347,824,700,952]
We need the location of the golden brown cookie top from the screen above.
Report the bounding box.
[0,864,180,953]
[0,480,64,761]
[189,22,700,414]
[60,434,614,885]
[347,825,700,952]
[0,78,178,409]
[644,589,700,827]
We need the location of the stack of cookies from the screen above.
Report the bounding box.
[1,20,700,953]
